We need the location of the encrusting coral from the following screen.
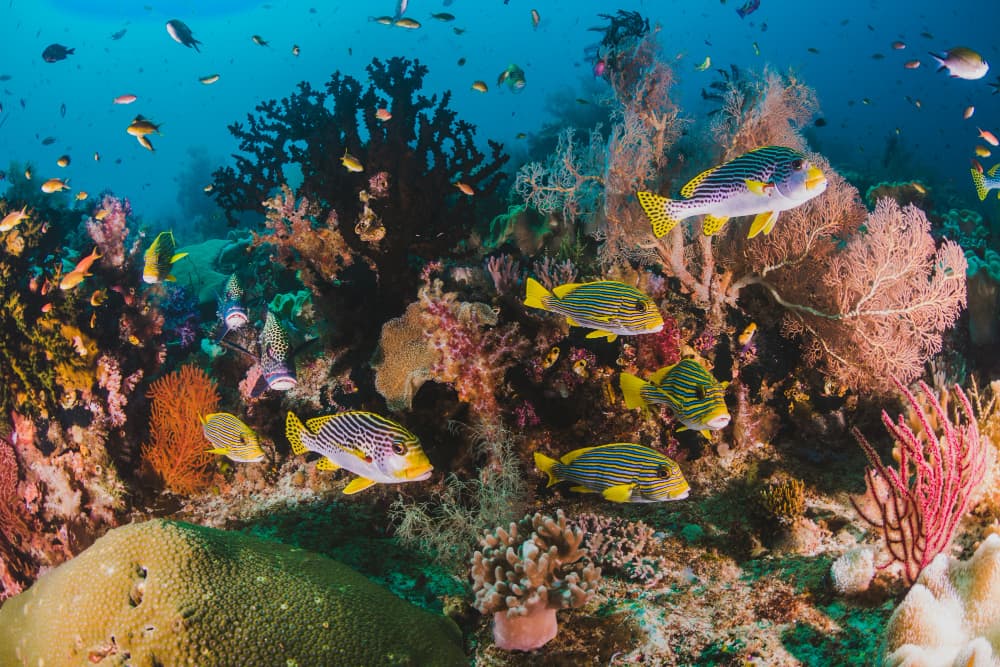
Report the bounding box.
[0,519,466,666]
[470,509,601,651]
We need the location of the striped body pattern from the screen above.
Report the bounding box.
[217,274,248,335]
[286,410,433,494]
[142,230,188,283]
[534,443,689,503]
[620,359,731,436]
[637,146,827,238]
[524,277,664,342]
[971,163,1000,200]
[201,412,264,463]
[259,312,296,391]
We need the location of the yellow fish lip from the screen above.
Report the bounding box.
[804,166,826,190]
[401,462,434,480]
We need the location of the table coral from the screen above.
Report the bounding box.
[470,509,601,651]
[0,519,466,666]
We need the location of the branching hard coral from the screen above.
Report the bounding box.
[573,513,668,587]
[851,379,987,585]
[142,365,220,495]
[470,509,601,651]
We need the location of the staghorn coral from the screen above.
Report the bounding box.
[883,533,1000,666]
[0,519,466,666]
[141,365,220,495]
[470,509,601,651]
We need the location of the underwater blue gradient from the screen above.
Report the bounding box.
[1,0,998,225]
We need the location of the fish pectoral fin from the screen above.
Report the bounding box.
[748,210,779,238]
[602,482,636,503]
[569,485,599,494]
[744,179,772,195]
[699,430,712,439]
[702,214,729,236]
[342,476,376,494]
[586,329,617,342]
[165,274,177,282]
[316,457,341,471]
[205,447,229,456]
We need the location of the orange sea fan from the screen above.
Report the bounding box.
[141,365,219,495]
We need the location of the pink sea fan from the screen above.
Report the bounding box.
[86,195,130,269]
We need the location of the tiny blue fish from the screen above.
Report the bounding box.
[534,443,689,503]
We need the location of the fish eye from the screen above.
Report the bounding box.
[391,442,406,455]
[695,385,706,399]
[657,465,672,477]
[633,299,645,312]
[791,158,804,170]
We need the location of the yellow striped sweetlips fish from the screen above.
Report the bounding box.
[142,230,188,283]
[524,277,664,342]
[619,359,731,438]
[201,412,265,463]
[637,145,827,239]
[534,443,689,503]
[286,410,433,494]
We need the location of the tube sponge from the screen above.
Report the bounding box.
[884,534,1000,666]
[470,510,601,651]
[0,519,466,666]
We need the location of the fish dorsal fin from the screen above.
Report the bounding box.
[560,446,598,465]
[680,165,718,198]
[702,214,729,236]
[748,210,779,238]
[602,482,636,503]
[649,364,677,385]
[316,456,341,471]
[585,329,616,342]
[551,283,583,298]
[305,415,338,431]
[343,476,376,494]
[989,163,1000,177]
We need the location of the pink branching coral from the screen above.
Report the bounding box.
[85,195,130,269]
[420,277,528,419]
[484,254,522,294]
[531,256,578,291]
[0,437,29,600]
[513,126,606,225]
[851,379,987,585]
[96,354,142,428]
[470,510,601,651]
[573,513,668,587]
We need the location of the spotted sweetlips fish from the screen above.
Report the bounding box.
[286,410,433,494]
[534,443,689,503]
[524,277,664,342]
[216,274,248,341]
[637,146,827,239]
[619,358,731,438]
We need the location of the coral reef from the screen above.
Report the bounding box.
[0,519,466,666]
[573,513,668,587]
[883,533,1000,666]
[470,509,600,651]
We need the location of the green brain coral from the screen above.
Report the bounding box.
[0,519,466,666]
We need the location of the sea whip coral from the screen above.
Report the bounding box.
[470,510,600,651]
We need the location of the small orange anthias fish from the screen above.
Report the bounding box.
[454,181,474,196]
[59,247,101,290]
[978,128,999,147]
[41,178,70,193]
[375,107,392,121]
[0,205,29,231]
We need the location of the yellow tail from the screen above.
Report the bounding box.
[972,168,988,201]
[524,277,552,311]
[285,411,310,455]
[637,191,681,238]
[619,372,650,410]
[533,451,561,487]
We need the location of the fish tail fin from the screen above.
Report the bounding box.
[928,52,946,71]
[637,191,681,238]
[285,411,310,455]
[524,277,552,311]
[533,452,561,487]
[972,168,989,201]
[619,372,651,410]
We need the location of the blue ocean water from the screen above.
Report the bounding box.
[1,0,997,226]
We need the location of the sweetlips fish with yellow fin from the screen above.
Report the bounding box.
[286,410,433,494]
[202,412,265,463]
[534,443,689,503]
[637,146,827,239]
[142,230,188,283]
[524,277,663,342]
[619,358,731,438]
